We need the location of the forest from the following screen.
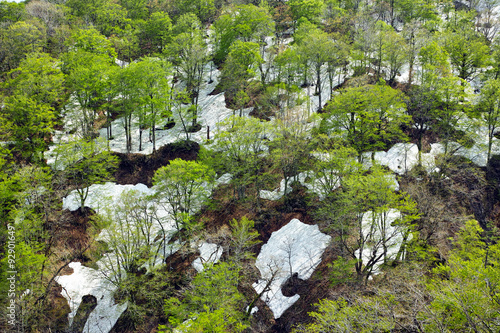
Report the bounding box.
[1,0,500,332]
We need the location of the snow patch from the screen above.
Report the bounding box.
[253,219,331,319]
[55,262,127,332]
[354,209,410,277]
[62,182,153,212]
[192,243,223,272]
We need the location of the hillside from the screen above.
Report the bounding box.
[1,0,500,332]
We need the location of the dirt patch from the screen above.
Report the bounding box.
[113,140,200,186]
[54,207,94,254]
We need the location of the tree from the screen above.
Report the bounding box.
[296,27,336,110]
[212,4,274,64]
[220,40,263,109]
[153,159,215,237]
[112,61,141,152]
[172,0,216,24]
[161,262,248,332]
[0,20,46,73]
[0,52,65,163]
[0,96,55,163]
[324,82,409,160]
[422,220,500,332]
[51,138,119,210]
[476,79,500,162]
[331,165,418,282]
[293,296,396,332]
[64,50,115,139]
[132,57,172,152]
[165,15,207,128]
[139,11,172,54]
[68,27,117,59]
[3,52,65,108]
[311,143,361,200]
[209,116,273,200]
[443,14,489,84]
[96,189,165,285]
[288,0,325,29]
[227,217,261,265]
[269,122,311,204]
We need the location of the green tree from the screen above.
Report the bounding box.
[288,0,325,29]
[64,50,115,139]
[96,189,165,285]
[166,15,207,127]
[324,82,409,160]
[134,57,172,152]
[331,165,418,282]
[476,79,500,162]
[311,143,361,200]
[213,4,274,64]
[51,138,119,210]
[140,11,172,54]
[443,14,489,84]
[0,20,46,73]
[0,96,55,163]
[296,27,336,110]
[161,262,248,332]
[3,52,65,108]
[68,27,117,58]
[422,220,500,332]
[293,296,396,332]
[220,40,263,109]
[209,116,273,200]
[153,159,215,236]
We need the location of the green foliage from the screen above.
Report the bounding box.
[51,138,119,209]
[209,116,273,200]
[288,0,325,27]
[3,52,65,108]
[228,217,261,264]
[328,165,418,281]
[443,20,489,83]
[153,159,215,234]
[140,11,172,54]
[311,143,361,200]
[68,27,117,58]
[0,95,55,163]
[475,78,500,161]
[0,19,46,73]
[133,57,172,151]
[324,83,409,158]
[422,220,500,332]
[95,189,167,284]
[162,262,247,332]
[220,40,263,104]
[0,1,26,24]
[294,296,396,332]
[213,4,274,64]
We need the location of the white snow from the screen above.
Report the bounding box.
[63,182,153,212]
[253,219,331,319]
[363,143,439,174]
[192,243,223,272]
[354,209,410,277]
[55,262,127,332]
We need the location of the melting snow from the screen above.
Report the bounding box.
[253,219,331,319]
[192,243,223,272]
[55,262,127,332]
[354,209,410,277]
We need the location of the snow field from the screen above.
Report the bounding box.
[253,219,331,319]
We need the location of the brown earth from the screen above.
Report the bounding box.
[113,140,200,186]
